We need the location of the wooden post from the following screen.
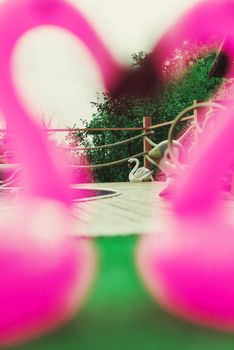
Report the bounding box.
[143,116,152,169]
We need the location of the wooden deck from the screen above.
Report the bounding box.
[1,181,234,237]
[71,181,234,237]
[0,181,170,237]
[71,182,171,236]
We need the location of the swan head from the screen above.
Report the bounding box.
[128,158,138,169]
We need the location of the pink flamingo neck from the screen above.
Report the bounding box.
[0,0,121,203]
[172,111,234,218]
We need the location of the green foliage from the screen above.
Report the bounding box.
[69,52,222,182]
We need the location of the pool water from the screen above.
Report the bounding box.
[0,187,120,202]
[70,188,120,202]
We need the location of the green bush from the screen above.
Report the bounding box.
[68,52,222,182]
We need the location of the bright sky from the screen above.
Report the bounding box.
[2,0,199,129]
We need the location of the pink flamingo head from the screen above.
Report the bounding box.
[110,0,234,99]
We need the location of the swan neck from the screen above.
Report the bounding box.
[132,159,139,175]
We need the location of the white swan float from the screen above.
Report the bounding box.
[128,158,154,182]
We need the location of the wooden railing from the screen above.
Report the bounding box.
[0,113,194,170]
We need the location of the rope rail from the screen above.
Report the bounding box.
[0,152,148,174]
[168,101,228,154]
[0,104,218,174]
[62,131,154,151]
[144,136,157,148]
[67,152,147,169]
[149,115,194,130]
[0,127,145,133]
[0,115,195,135]
[145,154,158,167]
[167,101,229,167]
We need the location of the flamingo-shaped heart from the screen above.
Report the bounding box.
[2,0,234,343]
[136,0,234,331]
[0,0,125,345]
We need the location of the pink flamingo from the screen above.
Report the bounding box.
[0,0,125,345]
[137,0,234,331]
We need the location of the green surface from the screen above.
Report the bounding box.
[12,236,234,350]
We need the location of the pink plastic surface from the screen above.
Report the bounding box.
[0,0,100,345]
[137,0,234,331]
